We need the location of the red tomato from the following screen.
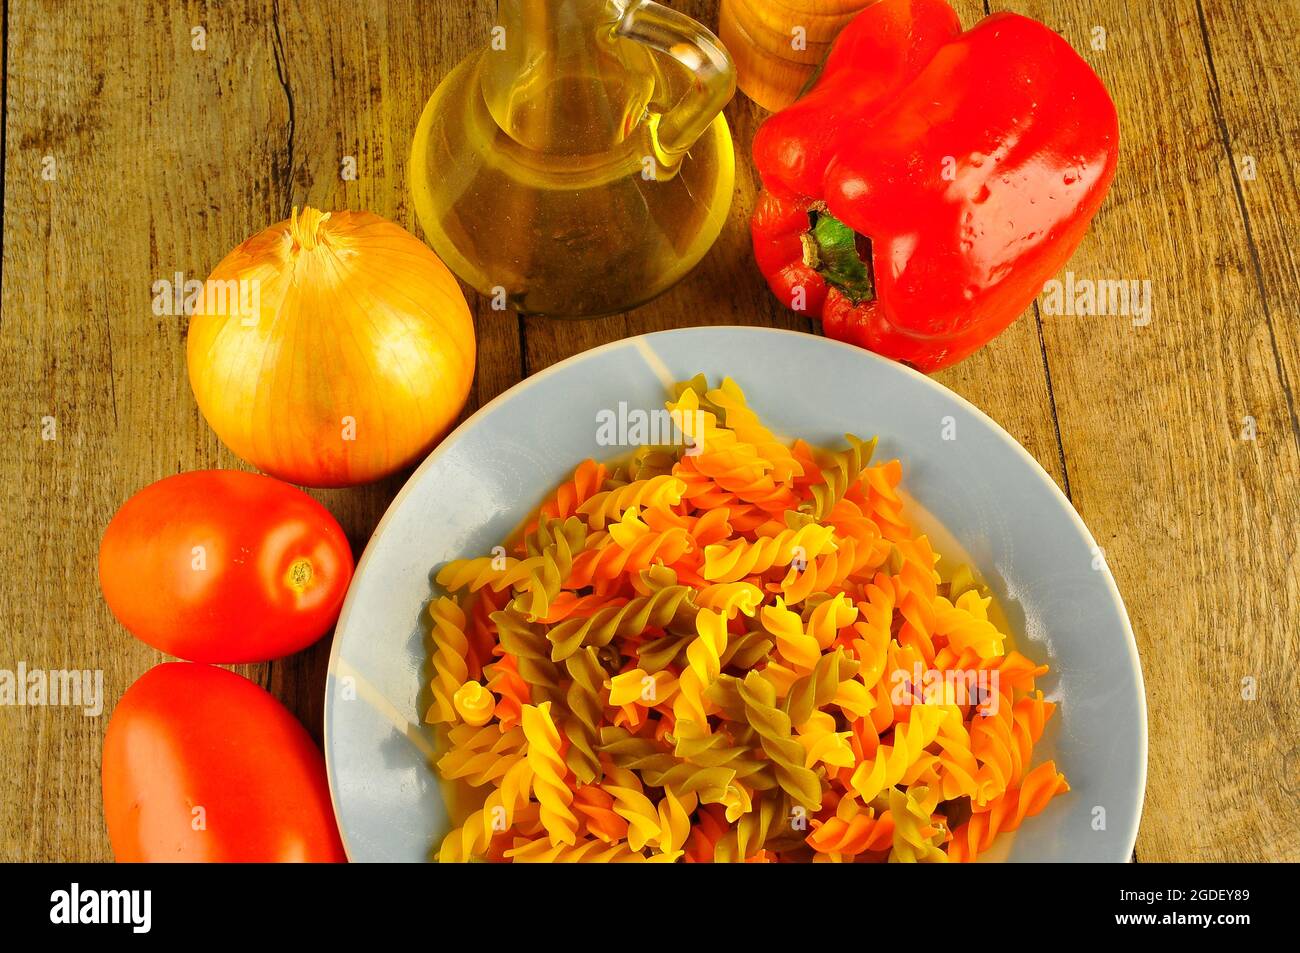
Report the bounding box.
[99,470,353,663]
[102,662,346,862]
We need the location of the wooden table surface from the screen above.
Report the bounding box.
[2,0,1297,863]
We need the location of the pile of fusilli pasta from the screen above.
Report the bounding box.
[428,376,1067,862]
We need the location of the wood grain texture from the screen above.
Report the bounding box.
[0,0,1295,861]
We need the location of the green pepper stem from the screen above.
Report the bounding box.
[802,205,874,304]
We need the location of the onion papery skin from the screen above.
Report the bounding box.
[187,209,476,488]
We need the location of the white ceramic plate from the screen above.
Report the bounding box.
[324,326,1147,862]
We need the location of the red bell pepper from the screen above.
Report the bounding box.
[750,0,1120,372]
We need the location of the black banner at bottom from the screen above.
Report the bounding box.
[0,862,1275,940]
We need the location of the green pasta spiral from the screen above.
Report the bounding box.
[491,608,564,705]
[636,632,691,673]
[639,763,736,803]
[510,516,587,620]
[546,585,698,661]
[785,648,859,728]
[804,434,878,520]
[719,628,775,672]
[713,794,785,862]
[737,671,825,811]
[704,673,749,723]
[598,728,739,802]
[671,729,776,790]
[561,647,605,784]
[627,446,680,481]
[598,727,673,771]
[670,374,726,416]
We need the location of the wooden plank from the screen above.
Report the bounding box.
[987,0,1300,861]
[1197,0,1300,446]
[0,0,287,862]
[1193,0,1300,856]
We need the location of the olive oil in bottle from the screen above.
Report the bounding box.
[410,0,736,318]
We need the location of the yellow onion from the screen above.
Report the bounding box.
[187,207,475,487]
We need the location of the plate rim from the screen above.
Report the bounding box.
[324,325,1148,862]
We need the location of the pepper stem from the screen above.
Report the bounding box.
[802,205,874,304]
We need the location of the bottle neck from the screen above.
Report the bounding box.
[494,0,623,78]
[499,0,620,32]
[484,0,651,153]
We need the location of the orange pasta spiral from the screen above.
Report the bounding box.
[947,761,1070,862]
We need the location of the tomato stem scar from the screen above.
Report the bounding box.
[285,557,314,593]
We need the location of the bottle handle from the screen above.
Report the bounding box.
[616,0,736,161]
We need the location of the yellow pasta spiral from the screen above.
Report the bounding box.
[603,783,663,852]
[672,608,729,728]
[705,378,805,484]
[833,676,874,720]
[795,711,855,770]
[713,794,784,862]
[762,597,820,674]
[720,781,754,822]
[806,593,858,648]
[436,723,523,786]
[778,536,874,604]
[504,837,679,862]
[452,681,496,727]
[887,786,949,863]
[607,668,677,707]
[932,590,1006,660]
[427,597,469,724]
[578,475,688,528]
[521,702,578,846]
[695,581,765,618]
[655,788,696,853]
[437,758,534,862]
[702,522,838,583]
[435,554,530,593]
[920,706,981,802]
[665,384,734,455]
[850,705,947,804]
